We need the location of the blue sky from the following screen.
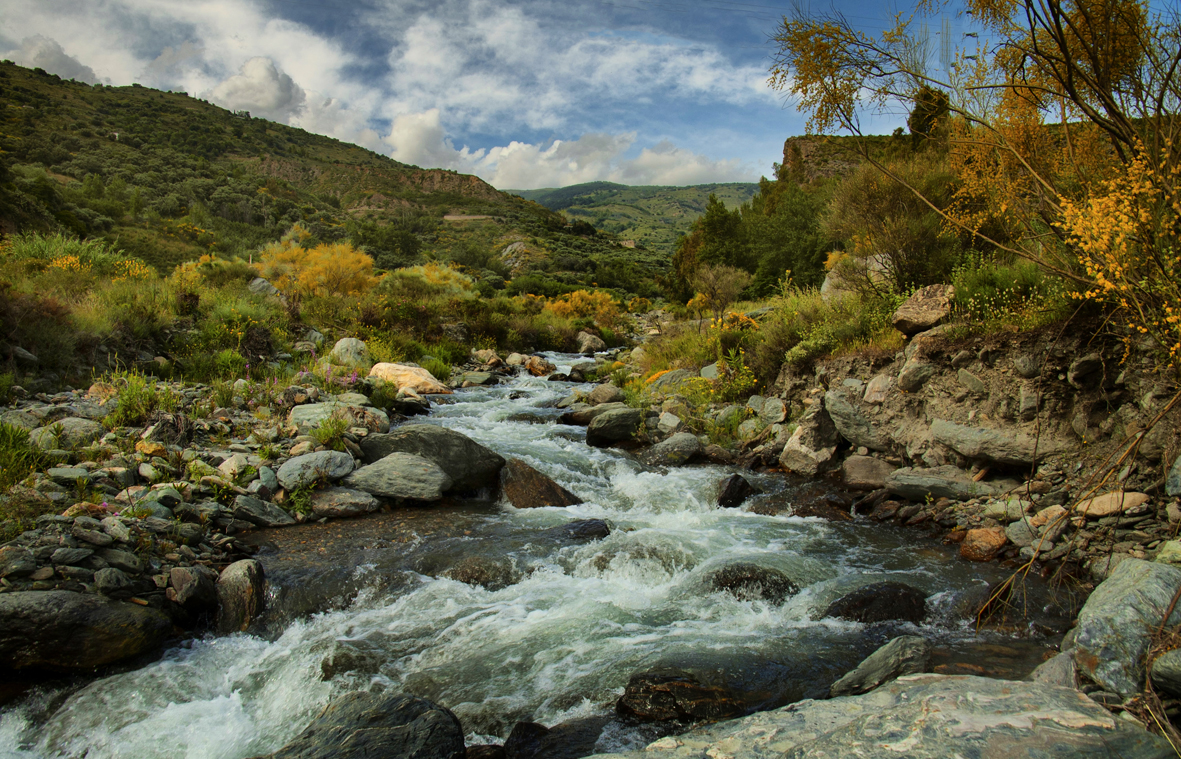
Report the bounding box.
[0,0,967,189]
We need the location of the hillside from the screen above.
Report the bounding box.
[0,62,662,298]
[513,181,759,256]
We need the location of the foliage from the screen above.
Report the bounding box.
[951,252,1070,331]
[312,415,350,452]
[691,265,753,322]
[769,0,1181,372]
[259,237,376,298]
[544,290,621,327]
[103,368,178,427]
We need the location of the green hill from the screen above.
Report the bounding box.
[0,62,662,298]
[513,181,759,256]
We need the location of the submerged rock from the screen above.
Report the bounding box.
[259,692,465,759]
[707,562,798,605]
[0,590,171,670]
[823,582,927,625]
[829,635,931,697]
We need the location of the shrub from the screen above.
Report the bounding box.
[421,357,452,383]
[103,369,178,427]
[259,240,376,298]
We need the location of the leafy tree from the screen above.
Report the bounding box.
[691,264,753,322]
[907,85,949,146]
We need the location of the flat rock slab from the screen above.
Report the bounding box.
[1072,558,1181,697]
[288,403,390,435]
[588,674,1172,759]
[892,284,954,335]
[369,363,453,395]
[931,418,1067,466]
[310,487,380,518]
[886,464,1000,501]
[1076,490,1150,519]
[0,590,171,670]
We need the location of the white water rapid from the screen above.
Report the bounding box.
[0,354,1049,758]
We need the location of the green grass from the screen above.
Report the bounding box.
[102,368,178,427]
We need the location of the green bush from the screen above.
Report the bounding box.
[420,357,452,382]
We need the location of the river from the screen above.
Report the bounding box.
[0,353,1060,757]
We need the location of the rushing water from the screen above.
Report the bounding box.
[1,354,1058,758]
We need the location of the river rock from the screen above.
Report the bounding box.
[277,451,355,490]
[524,355,556,376]
[588,383,625,405]
[577,331,607,354]
[717,474,756,509]
[960,527,1008,561]
[503,717,611,759]
[0,591,171,670]
[288,402,390,434]
[885,464,998,501]
[1072,558,1181,698]
[217,559,266,634]
[368,363,453,394]
[359,424,505,491]
[0,546,36,578]
[824,389,886,451]
[94,567,134,596]
[260,692,465,759]
[1076,490,1151,519]
[707,562,798,604]
[841,456,895,490]
[896,359,936,392]
[344,453,452,501]
[310,487,380,518]
[1150,649,1181,698]
[829,635,931,697]
[501,458,583,509]
[442,556,522,591]
[588,674,1172,759]
[892,284,954,335]
[616,667,746,723]
[778,402,837,476]
[586,408,643,447]
[649,369,693,390]
[559,402,627,426]
[328,337,371,367]
[233,495,296,527]
[931,419,1067,466]
[823,582,927,624]
[1028,651,1079,689]
[170,565,218,609]
[29,417,104,450]
[639,432,701,467]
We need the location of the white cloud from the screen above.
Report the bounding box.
[209,57,306,121]
[382,109,756,189]
[3,35,98,83]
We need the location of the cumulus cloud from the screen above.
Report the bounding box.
[209,57,306,121]
[144,41,203,80]
[4,35,98,83]
[382,110,756,189]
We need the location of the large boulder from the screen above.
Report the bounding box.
[288,403,390,435]
[0,591,171,670]
[587,383,625,405]
[892,284,955,335]
[344,453,452,501]
[588,674,1173,758]
[824,390,887,451]
[368,363,453,395]
[1072,558,1181,698]
[217,559,266,634]
[559,402,628,426]
[778,402,838,476]
[586,408,643,447]
[822,582,927,624]
[277,450,355,490]
[639,432,701,467]
[359,424,505,491]
[931,419,1068,467]
[501,458,583,509]
[29,417,105,450]
[259,692,465,759]
[829,635,931,697]
[328,337,371,367]
[523,355,557,376]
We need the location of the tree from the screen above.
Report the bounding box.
[691,264,753,323]
[907,85,949,146]
[770,0,1181,370]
